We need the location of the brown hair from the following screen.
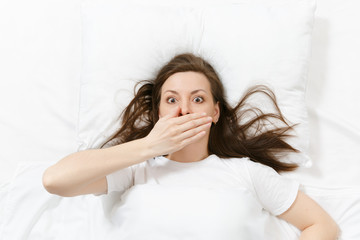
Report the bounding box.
[101,53,299,172]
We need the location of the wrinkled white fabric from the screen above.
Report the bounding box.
[1,162,360,239]
[107,155,299,216]
[105,155,300,239]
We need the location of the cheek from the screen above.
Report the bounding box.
[158,102,169,117]
[191,104,213,115]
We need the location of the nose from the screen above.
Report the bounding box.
[179,100,191,116]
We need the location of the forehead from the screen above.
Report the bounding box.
[161,71,211,93]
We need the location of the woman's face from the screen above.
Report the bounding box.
[159,71,219,123]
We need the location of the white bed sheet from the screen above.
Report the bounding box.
[0,0,359,239]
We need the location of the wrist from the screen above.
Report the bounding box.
[138,137,157,160]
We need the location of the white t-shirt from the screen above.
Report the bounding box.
[105,155,299,239]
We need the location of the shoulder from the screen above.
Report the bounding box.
[248,161,299,215]
[219,156,299,216]
[217,156,250,166]
[224,157,285,182]
[207,155,281,179]
[217,156,273,176]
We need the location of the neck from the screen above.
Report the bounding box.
[167,134,210,162]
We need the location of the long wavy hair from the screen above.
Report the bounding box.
[101,53,299,172]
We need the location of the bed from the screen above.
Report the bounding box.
[0,0,359,239]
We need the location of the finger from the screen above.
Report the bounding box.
[179,130,207,148]
[177,122,212,141]
[176,116,213,133]
[172,112,208,125]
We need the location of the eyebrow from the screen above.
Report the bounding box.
[163,89,207,95]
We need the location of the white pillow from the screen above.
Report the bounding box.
[79,0,315,167]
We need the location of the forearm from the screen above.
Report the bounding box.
[43,111,211,196]
[299,222,340,240]
[42,138,153,196]
[279,191,340,240]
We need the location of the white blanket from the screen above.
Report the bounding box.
[1,163,359,239]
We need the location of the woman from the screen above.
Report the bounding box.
[43,53,339,239]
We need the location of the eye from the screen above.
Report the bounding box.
[193,96,204,103]
[166,97,177,104]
